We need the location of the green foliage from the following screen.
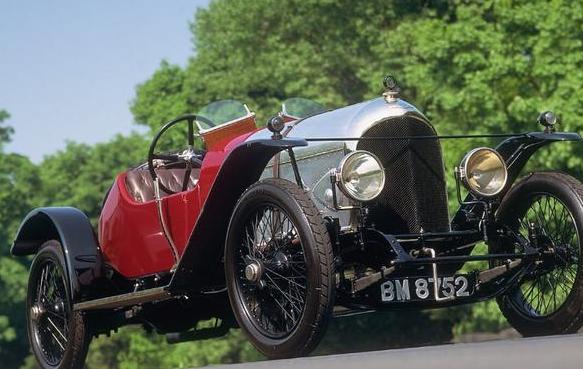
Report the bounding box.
[131,0,442,130]
[37,134,148,224]
[0,154,41,256]
[0,257,29,367]
[0,133,148,369]
[79,326,261,369]
[112,327,260,369]
[132,61,189,129]
[0,110,41,367]
[0,110,14,148]
[452,300,509,337]
[2,0,583,368]
[370,0,583,177]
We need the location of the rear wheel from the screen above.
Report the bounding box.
[225,178,334,358]
[27,240,91,369]
[494,172,583,336]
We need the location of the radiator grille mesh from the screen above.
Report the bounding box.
[357,116,449,233]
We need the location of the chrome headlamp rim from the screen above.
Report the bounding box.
[336,150,385,202]
[458,147,508,197]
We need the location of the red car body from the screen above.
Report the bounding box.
[99,117,260,278]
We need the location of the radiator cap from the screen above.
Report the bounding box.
[382,75,400,103]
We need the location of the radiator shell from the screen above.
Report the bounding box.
[249,97,449,233]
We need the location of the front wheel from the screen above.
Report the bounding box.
[27,240,91,369]
[225,178,334,359]
[494,172,583,336]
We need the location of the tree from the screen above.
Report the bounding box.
[369,0,583,174]
[0,257,28,368]
[0,110,41,368]
[0,110,14,149]
[36,134,148,224]
[131,0,449,131]
[0,129,149,369]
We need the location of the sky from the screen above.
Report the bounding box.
[0,0,210,162]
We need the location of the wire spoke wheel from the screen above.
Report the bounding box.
[225,178,334,358]
[512,193,580,317]
[30,258,70,366]
[26,241,91,369]
[236,204,308,338]
[495,173,583,336]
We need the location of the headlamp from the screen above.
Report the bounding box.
[458,147,508,197]
[337,151,385,202]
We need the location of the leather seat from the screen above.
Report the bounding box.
[125,168,200,203]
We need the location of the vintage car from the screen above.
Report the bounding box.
[12,76,583,369]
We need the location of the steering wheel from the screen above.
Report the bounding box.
[148,114,215,195]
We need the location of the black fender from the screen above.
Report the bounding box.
[496,131,582,193]
[452,131,582,228]
[169,138,308,291]
[11,207,102,302]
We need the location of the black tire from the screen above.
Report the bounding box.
[494,172,583,336]
[225,178,334,359]
[27,240,91,369]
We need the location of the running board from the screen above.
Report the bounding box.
[73,287,172,311]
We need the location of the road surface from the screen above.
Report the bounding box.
[209,334,583,369]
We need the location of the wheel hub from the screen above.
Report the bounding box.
[30,304,45,322]
[245,261,263,283]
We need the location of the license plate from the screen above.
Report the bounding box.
[380,275,474,302]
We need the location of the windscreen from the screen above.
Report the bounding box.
[282,97,326,119]
[197,99,250,128]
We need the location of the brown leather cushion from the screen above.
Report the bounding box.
[125,168,200,203]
